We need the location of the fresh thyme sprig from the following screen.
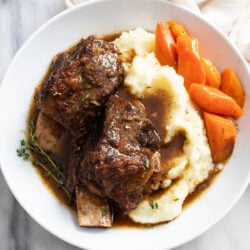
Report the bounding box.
[16,119,73,202]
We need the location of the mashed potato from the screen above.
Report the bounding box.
[114,28,215,224]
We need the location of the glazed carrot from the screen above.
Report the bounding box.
[220,67,245,108]
[177,35,206,90]
[203,57,221,88]
[189,83,243,119]
[204,112,236,163]
[168,21,189,41]
[155,21,178,68]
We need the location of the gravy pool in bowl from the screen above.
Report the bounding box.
[22,26,242,227]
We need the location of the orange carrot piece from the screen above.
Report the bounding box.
[204,112,236,163]
[155,22,178,68]
[177,35,206,90]
[220,67,245,108]
[189,83,243,119]
[168,21,189,41]
[203,57,221,88]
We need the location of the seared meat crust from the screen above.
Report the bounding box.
[80,95,161,213]
[35,36,124,194]
[36,36,124,138]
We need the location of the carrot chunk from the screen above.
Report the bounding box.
[220,67,245,108]
[155,22,178,68]
[203,57,221,88]
[176,35,206,90]
[168,21,189,41]
[189,83,243,119]
[204,112,236,163]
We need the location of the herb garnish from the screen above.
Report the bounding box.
[149,200,159,209]
[146,223,153,229]
[16,120,73,202]
[144,159,150,169]
[84,84,92,89]
[81,93,90,102]
[79,74,83,84]
[101,210,107,218]
[118,114,126,121]
[90,100,101,107]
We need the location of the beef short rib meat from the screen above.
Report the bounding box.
[35,36,124,194]
[36,36,124,138]
[80,95,161,213]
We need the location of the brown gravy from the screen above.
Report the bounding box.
[27,33,218,228]
[28,83,219,228]
[141,89,171,140]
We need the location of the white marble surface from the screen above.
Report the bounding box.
[0,1,250,250]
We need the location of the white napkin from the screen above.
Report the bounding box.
[65,0,250,65]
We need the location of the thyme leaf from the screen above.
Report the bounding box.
[16,120,73,203]
[81,93,90,102]
[90,100,101,107]
[144,159,150,169]
[149,200,159,209]
[101,210,107,218]
[79,74,83,84]
[84,84,92,89]
[16,147,29,160]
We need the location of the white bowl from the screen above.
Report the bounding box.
[0,0,250,249]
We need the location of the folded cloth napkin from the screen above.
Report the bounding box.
[65,0,250,65]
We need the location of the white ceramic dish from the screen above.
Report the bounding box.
[0,0,250,249]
